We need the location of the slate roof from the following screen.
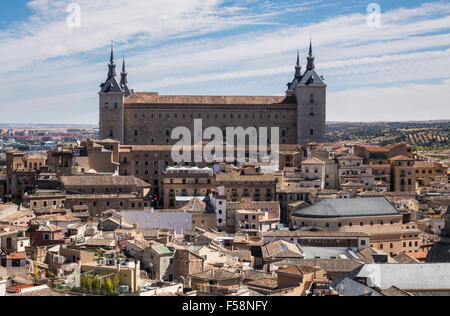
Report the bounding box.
[333,277,383,297]
[100,75,122,93]
[335,263,450,290]
[292,197,401,219]
[299,69,325,85]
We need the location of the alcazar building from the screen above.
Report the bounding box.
[99,42,326,146]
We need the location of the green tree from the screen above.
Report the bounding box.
[113,273,120,294]
[101,277,108,294]
[105,277,114,295]
[93,275,101,293]
[80,274,88,291]
[87,275,93,293]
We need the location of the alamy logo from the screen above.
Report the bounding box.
[171,119,279,166]
[66,3,82,28]
[367,3,381,28]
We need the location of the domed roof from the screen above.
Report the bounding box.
[291,197,400,219]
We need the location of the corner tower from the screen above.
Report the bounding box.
[287,40,326,145]
[99,43,129,144]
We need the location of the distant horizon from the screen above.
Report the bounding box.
[1,119,450,128]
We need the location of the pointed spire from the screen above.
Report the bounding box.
[309,37,313,56]
[108,41,116,78]
[295,49,301,78]
[110,41,114,63]
[121,55,128,85]
[307,37,315,70]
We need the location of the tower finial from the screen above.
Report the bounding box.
[108,41,117,78]
[110,41,114,62]
[306,37,315,70]
[294,49,301,78]
[309,37,313,56]
[121,55,128,85]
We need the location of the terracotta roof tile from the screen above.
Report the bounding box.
[125,93,296,105]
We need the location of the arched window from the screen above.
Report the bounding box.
[310,128,314,136]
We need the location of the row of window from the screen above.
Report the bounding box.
[75,200,148,208]
[295,220,397,227]
[132,112,289,120]
[132,127,289,137]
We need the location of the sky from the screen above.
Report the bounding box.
[0,0,449,124]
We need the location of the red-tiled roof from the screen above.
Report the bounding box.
[389,155,414,161]
[364,146,388,152]
[125,93,295,105]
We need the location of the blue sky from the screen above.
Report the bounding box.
[0,0,449,124]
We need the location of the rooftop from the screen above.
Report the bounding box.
[125,93,296,105]
[61,175,150,187]
[292,197,401,219]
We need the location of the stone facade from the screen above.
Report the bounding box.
[99,45,326,147]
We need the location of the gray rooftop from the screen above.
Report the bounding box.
[334,263,450,290]
[299,246,353,259]
[292,197,401,219]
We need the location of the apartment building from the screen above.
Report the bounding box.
[389,155,417,192]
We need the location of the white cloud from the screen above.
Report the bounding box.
[0,0,449,124]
